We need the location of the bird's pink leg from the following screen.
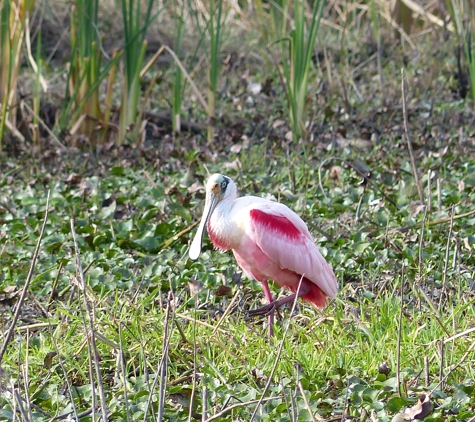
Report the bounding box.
[249,282,310,317]
[261,281,274,337]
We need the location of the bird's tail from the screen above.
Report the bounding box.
[289,277,328,308]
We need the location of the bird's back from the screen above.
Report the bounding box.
[231,198,338,301]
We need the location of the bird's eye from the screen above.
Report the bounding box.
[221,181,227,189]
[213,183,219,189]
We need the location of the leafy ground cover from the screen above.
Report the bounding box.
[1,1,475,421]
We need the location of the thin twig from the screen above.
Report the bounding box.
[441,326,475,344]
[176,313,227,333]
[418,207,427,282]
[427,169,432,213]
[23,329,33,420]
[163,46,208,110]
[439,207,454,310]
[396,264,405,397]
[212,289,241,335]
[13,389,31,422]
[437,178,442,213]
[202,386,208,422]
[439,337,445,390]
[143,170,158,189]
[297,378,318,422]
[46,319,80,421]
[428,206,471,225]
[21,101,67,150]
[430,338,475,394]
[145,291,173,422]
[118,322,132,422]
[47,262,63,311]
[52,407,97,421]
[0,191,50,364]
[71,218,109,422]
[401,68,424,205]
[189,294,198,422]
[424,356,430,386]
[203,397,281,422]
[317,156,397,207]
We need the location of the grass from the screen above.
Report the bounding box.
[1,125,475,420]
[1,0,475,420]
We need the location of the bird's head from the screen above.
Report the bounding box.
[205,173,232,200]
[189,174,234,260]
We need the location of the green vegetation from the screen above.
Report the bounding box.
[1,0,475,421]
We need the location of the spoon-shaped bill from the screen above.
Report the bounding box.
[189,193,219,260]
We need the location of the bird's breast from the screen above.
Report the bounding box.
[207,203,245,252]
[207,221,232,251]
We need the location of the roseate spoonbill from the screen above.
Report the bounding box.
[189,173,338,335]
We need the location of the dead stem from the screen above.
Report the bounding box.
[71,218,109,421]
[203,396,282,422]
[439,207,454,310]
[144,291,173,422]
[0,190,50,364]
[397,264,404,397]
[401,68,425,205]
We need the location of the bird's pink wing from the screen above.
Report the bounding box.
[246,202,338,298]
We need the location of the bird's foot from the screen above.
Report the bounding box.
[248,302,278,317]
[248,293,298,317]
[249,284,310,317]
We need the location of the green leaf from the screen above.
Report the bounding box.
[387,396,409,413]
[111,166,125,176]
[134,236,160,252]
[96,201,116,220]
[167,203,192,222]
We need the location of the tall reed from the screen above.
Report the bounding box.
[172,0,186,133]
[118,0,156,144]
[282,0,326,142]
[448,0,475,100]
[60,0,103,139]
[207,0,224,143]
[0,0,35,150]
[255,0,288,44]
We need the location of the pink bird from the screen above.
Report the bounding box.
[189,174,338,335]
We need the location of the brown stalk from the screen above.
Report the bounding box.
[439,207,454,310]
[439,337,445,390]
[401,69,425,205]
[400,0,454,32]
[437,178,442,213]
[418,208,428,282]
[189,295,199,422]
[318,156,397,207]
[22,329,33,421]
[203,396,282,422]
[396,264,404,397]
[144,291,173,422]
[430,338,475,394]
[424,356,430,385]
[47,262,63,311]
[0,191,50,364]
[202,386,208,422]
[46,320,80,420]
[71,218,109,421]
[212,289,241,334]
[297,377,318,422]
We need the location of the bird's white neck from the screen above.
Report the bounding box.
[207,181,237,251]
